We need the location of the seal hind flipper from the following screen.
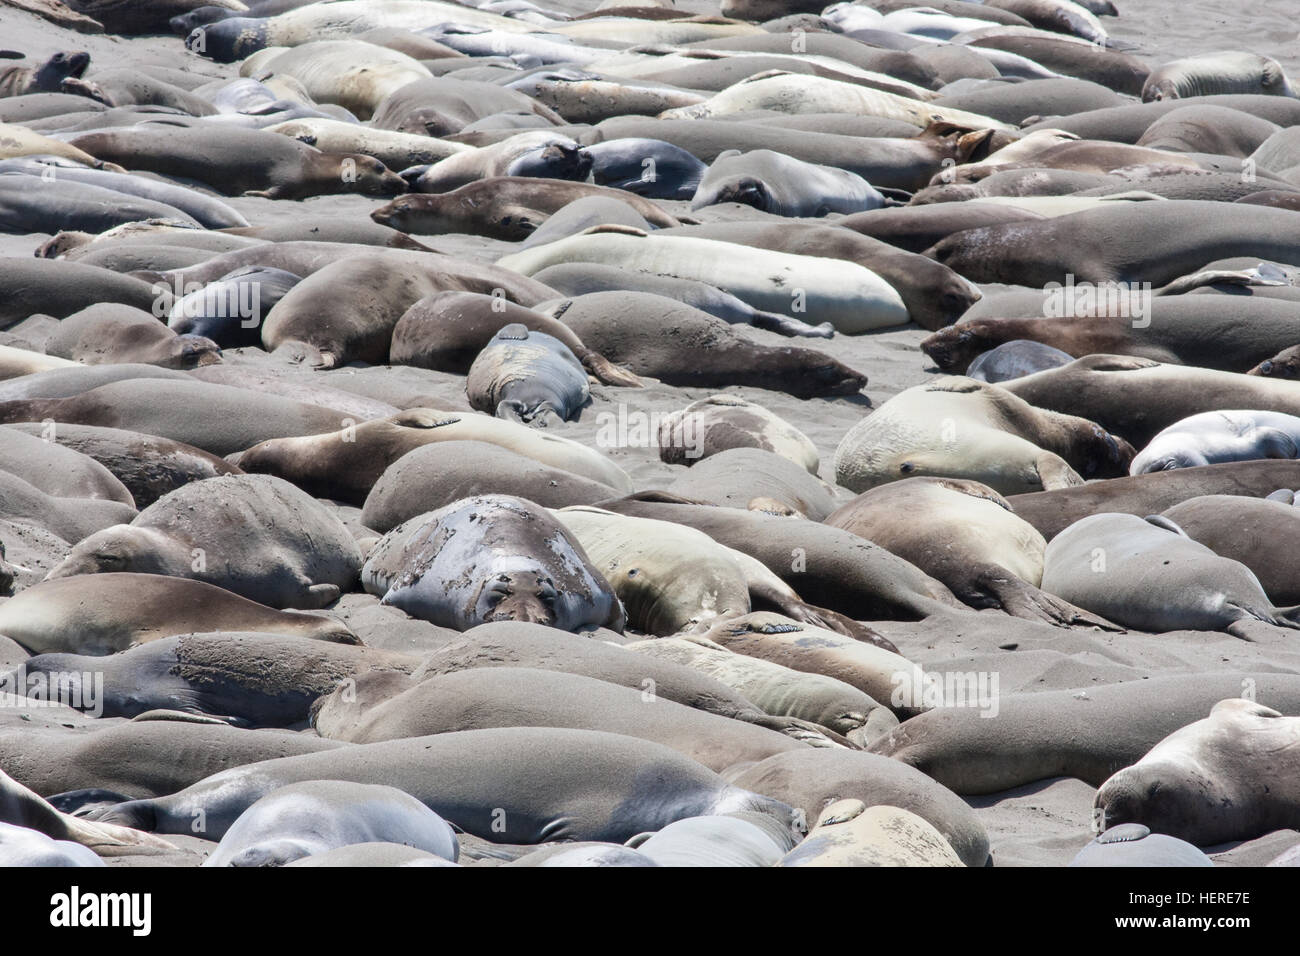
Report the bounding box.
[982,572,1122,630]
[580,350,643,387]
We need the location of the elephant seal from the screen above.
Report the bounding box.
[167,266,301,349]
[0,573,356,655]
[1143,52,1295,102]
[68,125,406,199]
[657,219,980,332]
[1069,824,1214,867]
[583,137,706,199]
[389,290,640,386]
[826,477,1109,628]
[43,304,221,371]
[260,250,558,368]
[836,202,1044,254]
[94,727,799,846]
[1136,103,1280,157]
[0,469,135,543]
[967,340,1074,383]
[1002,355,1300,449]
[1096,699,1300,845]
[659,448,836,520]
[600,497,960,622]
[1009,459,1300,540]
[4,423,240,509]
[0,51,90,97]
[362,495,624,633]
[0,345,76,379]
[1131,411,1300,474]
[691,149,890,216]
[778,801,965,867]
[1161,495,1300,605]
[203,781,458,867]
[466,324,589,425]
[9,632,420,726]
[362,441,616,533]
[419,620,840,740]
[371,176,682,239]
[728,748,989,867]
[927,201,1300,288]
[236,41,432,121]
[409,131,589,193]
[867,673,1300,794]
[499,226,910,334]
[0,379,359,457]
[625,637,898,744]
[236,408,633,505]
[268,116,468,167]
[311,667,801,773]
[698,612,927,719]
[551,506,862,638]
[923,297,1300,376]
[46,475,361,610]
[0,258,165,324]
[530,262,832,338]
[656,396,818,472]
[0,722,343,804]
[657,71,1014,131]
[0,425,132,505]
[1041,513,1300,635]
[833,377,1133,495]
[541,292,868,398]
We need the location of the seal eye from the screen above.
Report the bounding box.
[899,462,915,475]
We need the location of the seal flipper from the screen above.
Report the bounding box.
[302,582,342,608]
[579,350,643,387]
[1034,452,1085,490]
[980,572,1121,630]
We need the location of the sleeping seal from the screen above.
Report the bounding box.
[690,149,891,216]
[1130,410,1300,474]
[1096,699,1300,845]
[361,495,624,633]
[1041,513,1300,636]
[45,474,361,610]
[826,477,1112,628]
[465,324,590,425]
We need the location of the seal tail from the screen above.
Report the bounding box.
[581,351,643,387]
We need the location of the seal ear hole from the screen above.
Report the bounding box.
[899,462,916,475]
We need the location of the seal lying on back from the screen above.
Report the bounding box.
[465,324,589,425]
[46,474,361,610]
[1096,699,1300,846]
[1041,513,1300,636]
[1131,411,1300,474]
[0,573,356,655]
[1069,824,1213,867]
[826,477,1112,628]
[93,727,799,846]
[362,495,624,633]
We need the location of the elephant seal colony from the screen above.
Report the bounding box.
[1,0,1300,876]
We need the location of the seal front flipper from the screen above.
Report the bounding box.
[1034,451,1085,490]
[303,583,342,608]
